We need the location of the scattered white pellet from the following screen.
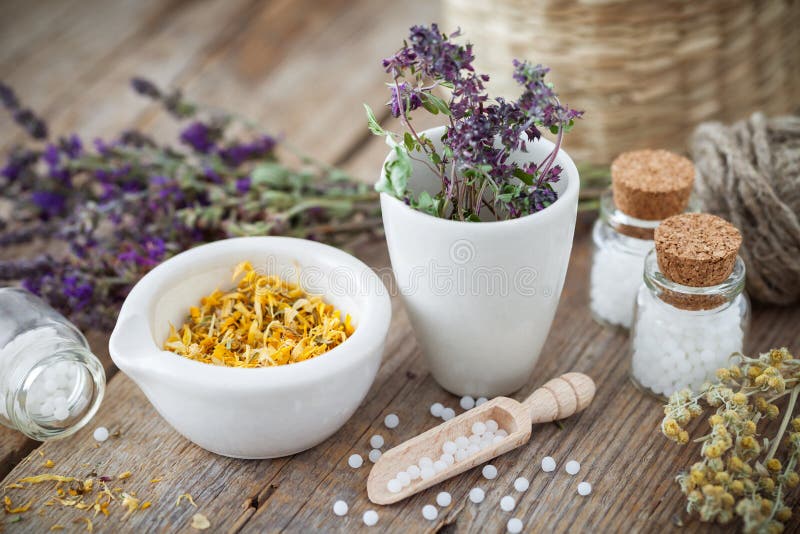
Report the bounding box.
[387,479,402,493]
[467,444,480,455]
[53,406,69,421]
[475,397,488,406]
[419,456,433,468]
[407,465,421,479]
[333,500,348,516]
[541,456,556,472]
[93,426,109,442]
[496,429,508,438]
[397,471,411,486]
[485,419,498,433]
[460,396,475,410]
[441,407,455,421]
[442,441,457,455]
[436,491,452,507]
[384,413,399,429]
[430,403,444,417]
[455,449,468,462]
[565,460,580,475]
[500,495,516,512]
[513,477,529,492]
[455,436,470,448]
[348,454,363,468]
[472,422,487,435]
[363,510,379,526]
[422,504,438,520]
[507,518,523,533]
[577,481,592,496]
[482,464,498,480]
[420,467,436,480]
[370,434,384,448]
[369,449,382,463]
[433,460,448,473]
[468,487,485,503]
[492,435,505,444]
[440,453,455,465]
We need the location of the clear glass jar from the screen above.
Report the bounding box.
[590,191,661,329]
[590,191,699,329]
[0,288,105,440]
[629,250,750,398]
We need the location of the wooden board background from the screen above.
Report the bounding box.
[1,0,799,532]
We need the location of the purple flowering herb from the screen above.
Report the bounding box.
[366,24,582,221]
[0,77,380,331]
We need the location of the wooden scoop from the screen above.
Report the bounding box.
[367,372,595,505]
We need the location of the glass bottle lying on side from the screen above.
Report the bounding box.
[0,288,105,440]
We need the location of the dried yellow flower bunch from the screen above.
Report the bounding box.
[164,261,354,367]
[662,348,800,533]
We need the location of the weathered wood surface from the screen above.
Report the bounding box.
[1,1,799,532]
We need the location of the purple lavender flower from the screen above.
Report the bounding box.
[218,135,276,166]
[131,77,161,99]
[13,108,47,139]
[180,121,215,154]
[236,176,251,194]
[388,82,423,118]
[61,135,83,159]
[62,271,93,311]
[0,82,19,110]
[31,191,66,217]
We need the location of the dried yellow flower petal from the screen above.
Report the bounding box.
[50,525,65,531]
[118,471,132,480]
[191,513,211,530]
[164,262,353,368]
[18,475,76,485]
[77,517,93,532]
[43,459,55,468]
[176,493,197,507]
[141,501,152,510]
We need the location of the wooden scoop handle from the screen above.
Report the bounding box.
[522,372,596,424]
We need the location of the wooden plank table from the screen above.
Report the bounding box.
[1,1,799,532]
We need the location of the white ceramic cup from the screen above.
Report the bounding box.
[380,126,579,397]
[109,237,391,458]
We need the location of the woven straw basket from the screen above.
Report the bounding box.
[444,0,800,164]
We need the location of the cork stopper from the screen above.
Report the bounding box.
[653,213,742,310]
[611,149,695,221]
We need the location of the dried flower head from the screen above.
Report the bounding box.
[662,348,800,533]
[164,261,353,367]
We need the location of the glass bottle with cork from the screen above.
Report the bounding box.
[630,213,750,398]
[590,149,696,329]
[0,288,105,440]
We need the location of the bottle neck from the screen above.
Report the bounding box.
[642,249,746,312]
[4,341,105,441]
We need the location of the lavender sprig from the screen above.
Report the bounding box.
[366,24,583,221]
[0,79,380,330]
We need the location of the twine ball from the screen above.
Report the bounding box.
[690,113,800,305]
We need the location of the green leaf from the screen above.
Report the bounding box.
[429,152,441,165]
[376,146,412,198]
[364,104,385,136]
[425,93,452,116]
[421,95,440,115]
[251,162,290,187]
[549,124,560,135]
[388,147,412,197]
[512,168,536,186]
[404,132,415,151]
